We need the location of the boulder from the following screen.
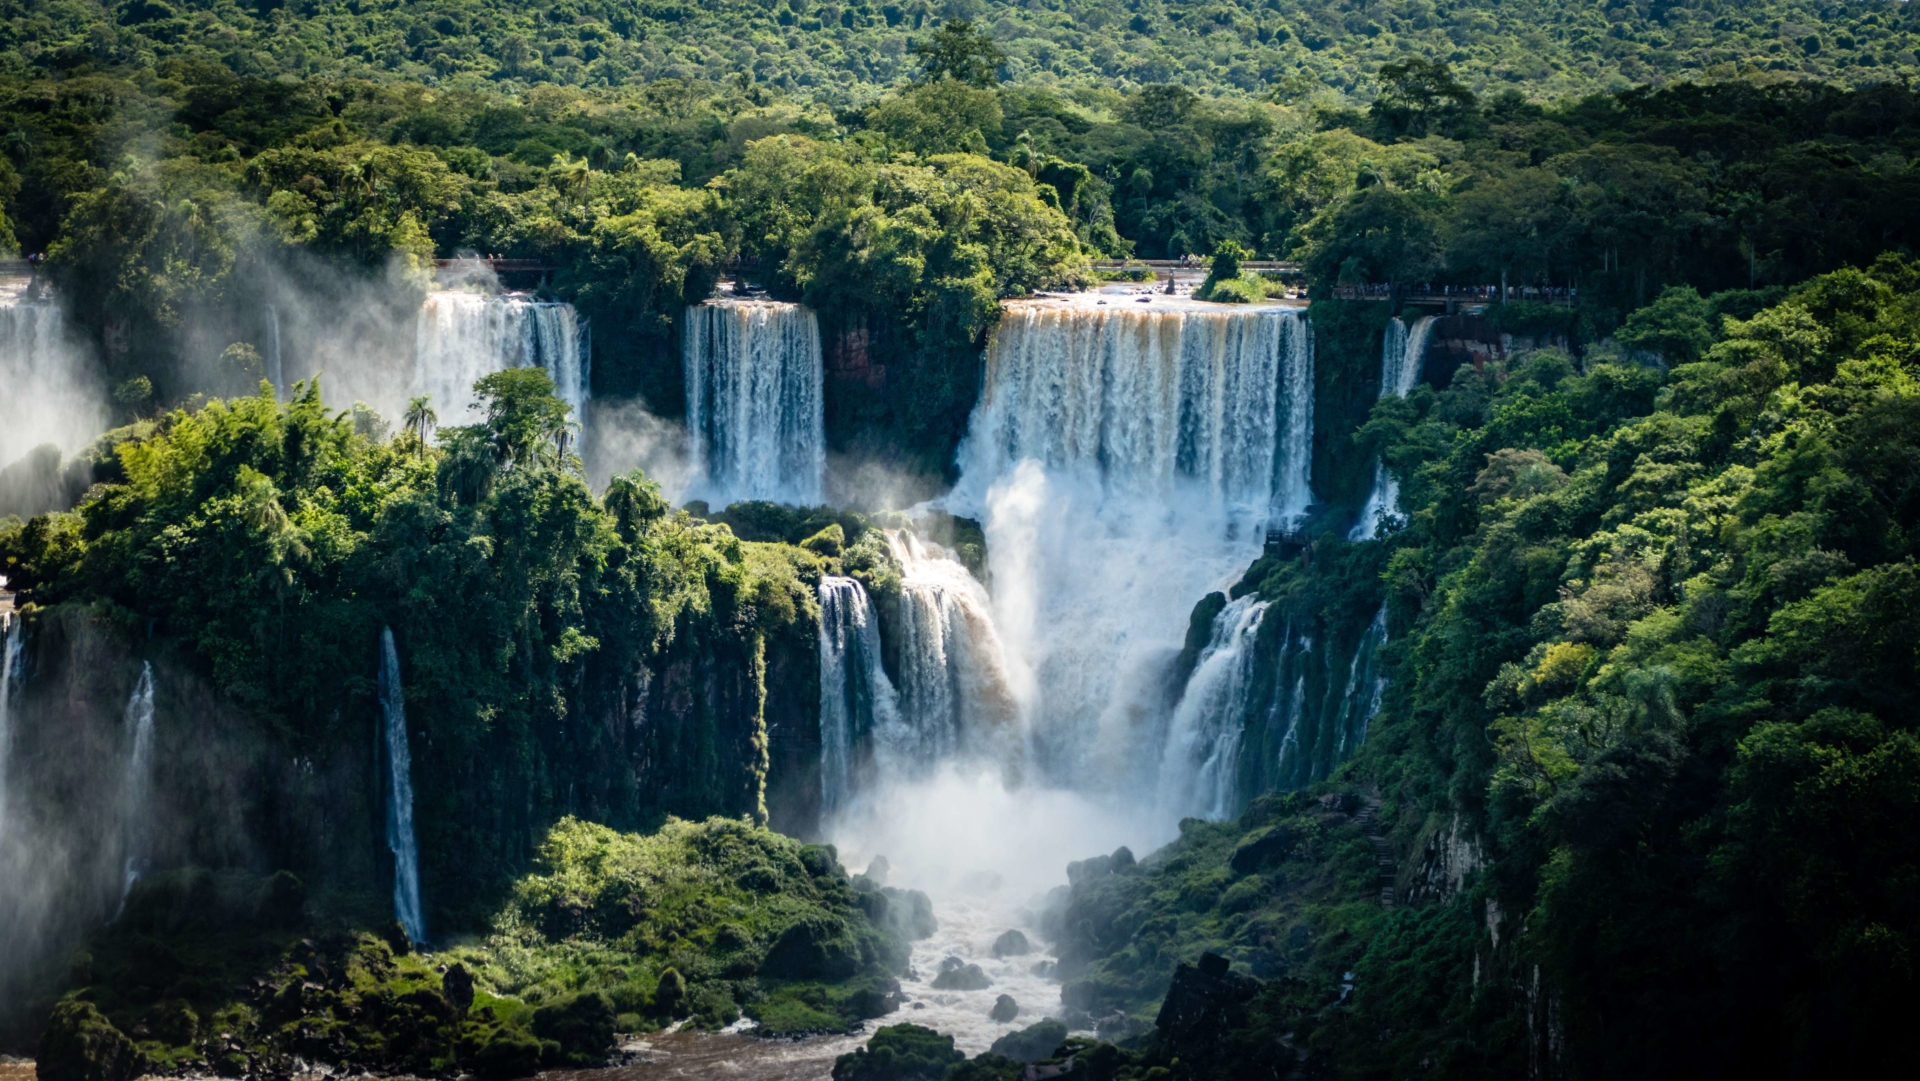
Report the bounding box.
[989,994,1019,1023]
[37,1000,143,1081]
[1154,952,1262,1052]
[990,929,1031,958]
[930,959,991,991]
[442,962,475,1014]
[988,1019,1068,1063]
[1228,825,1297,874]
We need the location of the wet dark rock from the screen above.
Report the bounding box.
[1029,959,1058,978]
[1228,825,1297,874]
[989,993,1019,1022]
[988,1019,1068,1063]
[1154,952,1262,1053]
[38,1000,143,1081]
[442,962,475,1014]
[931,959,991,990]
[879,886,937,940]
[991,929,1032,957]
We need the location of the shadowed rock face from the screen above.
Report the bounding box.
[1154,952,1262,1050]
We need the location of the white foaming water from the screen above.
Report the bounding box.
[881,532,1022,779]
[1350,315,1436,541]
[1157,595,1269,821]
[683,300,824,506]
[0,614,20,838]
[415,291,590,429]
[948,298,1313,792]
[264,304,285,399]
[828,766,1172,1054]
[115,662,155,915]
[0,298,105,468]
[817,577,899,817]
[379,627,425,944]
[1333,603,1390,759]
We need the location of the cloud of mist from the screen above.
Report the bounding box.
[583,398,697,500]
[825,762,1176,909]
[0,282,108,476]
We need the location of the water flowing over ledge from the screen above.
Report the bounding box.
[416,291,590,429]
[683,299,825,506]
[379,628,425,945]
[0,298,104,469]
[940,297,1314,799]
[1351,315,1436,541]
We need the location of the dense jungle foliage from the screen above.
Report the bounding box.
[0,366,906,931]
[6,0,1915,101]
[806,255,1920,1081]
[4,11,1918,473]
[36,817,910,1081]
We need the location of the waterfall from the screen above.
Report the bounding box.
[415,292,590,430]
[0,298,103,469]
[379,627,425,944]
[0,614,20,837]
[882,531,1021,776]
[817,576,900,817]
[115,662,155,915]
[264,305,285,399]
[1350,316,1436,541]
[1333,604,1389,758]
[947,299,1314,789]
[958,303,1313,522]
[682,300,825,507]
[1158,595,1270,821]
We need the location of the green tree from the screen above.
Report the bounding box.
[909,19,1006,88]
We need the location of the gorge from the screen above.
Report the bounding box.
[1,26,1916,1077]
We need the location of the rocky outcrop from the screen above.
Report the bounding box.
[1153,953,1261,1055]
[35,1001,142,1081]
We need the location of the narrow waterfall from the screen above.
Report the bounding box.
[817,576,900,817]
[1350,316,1437,541]
[264,304,284,399]
[378,627,425,944]
[947,298,1314,791]
[1334,603,1390,757]
[0,614,20,836]
[882,531,1021,776]
[1158,595,1270,821]
[415,292,590,429]
[116,662,155,915]
[682,300,825,507]
[0,298,103,469]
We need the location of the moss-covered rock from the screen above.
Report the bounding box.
[46,816,908,1078]
[37,1001,143,1081]
[831,1023,965,1081]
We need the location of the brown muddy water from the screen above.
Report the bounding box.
[0,1030,870,1081]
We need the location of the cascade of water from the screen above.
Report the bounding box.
[817,576,900,817]
[881,532,1021,776]
[1334,603,1390,757]
[264,305,285,399]
[116,662,155,915]
[0,298,104,469]
[958,304,1313,523]
[1350,316,1437,541]
[683,300,825,507]
[0,614,20,837]
[415,292,590,430]
[379,627,425,944]
[1157,595,1271,821]
[947,299,1314,791]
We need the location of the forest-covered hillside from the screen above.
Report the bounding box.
[3,9,1917,473]
[6,0,1917,102]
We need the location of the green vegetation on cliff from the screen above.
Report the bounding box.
[0,369,898,930]
[40,816,905,1081]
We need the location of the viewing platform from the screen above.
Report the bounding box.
[1092,259,1302,281]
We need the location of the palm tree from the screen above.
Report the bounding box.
[403,395,437,454]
